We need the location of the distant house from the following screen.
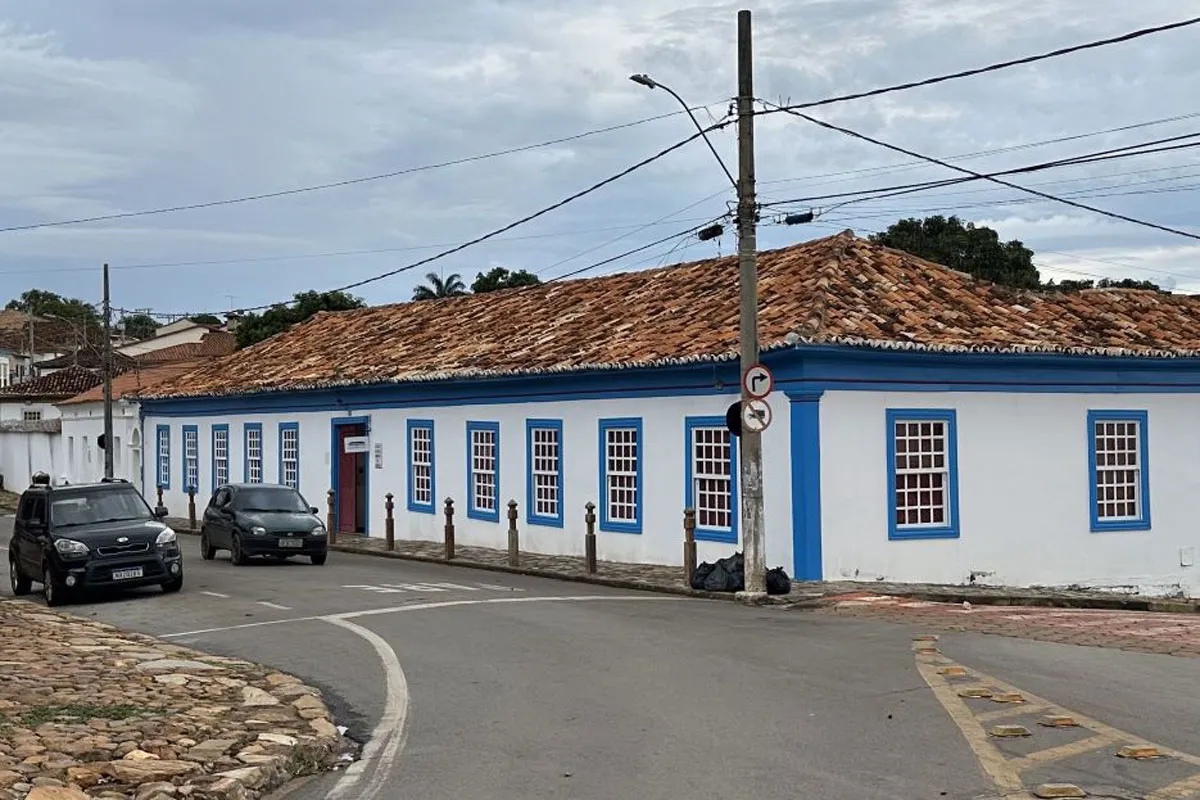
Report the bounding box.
[118,321,234,359]
[0,366,101,490]
[129,231,1200,596]
[0,310,83,389]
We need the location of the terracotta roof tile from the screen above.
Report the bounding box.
[60,361,203,405]
[0,365,101,400]
[135,331,237,363]
[0,311,83,355]
[37,350,136,370]
[143,232,1200,400]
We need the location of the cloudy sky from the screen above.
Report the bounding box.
[2,0,1199,318]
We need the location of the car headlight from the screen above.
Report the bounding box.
[156,528,177,546]
[312,522,326,535]
[251,526,267,536]
[54,539,89,557]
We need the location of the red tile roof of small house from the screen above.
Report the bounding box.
[0,365,102,400]
[140,232,1200,400]
[59,362,202,405]
[134,331,237,363]
[0,311,85,355]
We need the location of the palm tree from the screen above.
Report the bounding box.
[412,272,468,301]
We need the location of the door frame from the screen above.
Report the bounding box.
[330,416,371,535]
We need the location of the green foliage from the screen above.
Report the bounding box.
[119,313,160,340]
[1044,277,1163,292]
[21,703,163,727]
[5,289,99,324]
[235,290,365,348]
[189,314,223,326]
[412,272,468,301]
[470,267,541,294]
[869,215,1041,289]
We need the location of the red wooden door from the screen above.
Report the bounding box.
[337,424,365,533]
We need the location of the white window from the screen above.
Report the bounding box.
[888,411,958,537]
[157,426,170,488]
[246,427,263,483]
[690,425,733,532]
[0,361,9,388]
[22,409,42,422]
[1090,412,1149,528]
[409,424,433,510]
[183,428,199,490]
[601,421,641,531]
[468,423,498,519]
[213,427,229,488]
[528,423,562,524]
[280,425,299,489]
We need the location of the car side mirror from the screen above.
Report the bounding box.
[154,506,169,519]
[310,506,320,515]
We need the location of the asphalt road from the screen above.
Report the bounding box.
[3,517,1198,800]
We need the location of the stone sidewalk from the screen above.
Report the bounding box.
[0,599,345,800]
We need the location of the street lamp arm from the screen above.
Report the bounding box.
[629,75,738,190]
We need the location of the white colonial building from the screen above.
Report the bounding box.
[137,233,1200,597]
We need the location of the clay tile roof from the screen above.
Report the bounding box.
[0,365,102,400]
[0,310,84,355]
[135,331,237,363]
[37,350,137,370]
[141,232,1200,401]
[60,361,204,405]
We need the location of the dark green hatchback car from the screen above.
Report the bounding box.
[200,484,328,565]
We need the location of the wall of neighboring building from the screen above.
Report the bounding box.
[141,389,795,570]
[0,429,62,492]
[819,389,1200,597]
[58,401,142,485]
[117,325,208,357]
[0,401,62,422]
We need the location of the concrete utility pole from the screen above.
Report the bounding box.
[27,312,34,382]
[102,263,115,480]
[736,8,767,598]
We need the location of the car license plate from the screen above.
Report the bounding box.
[278,538,303,548]
[112,567,143,581]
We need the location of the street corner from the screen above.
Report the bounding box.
[0,599,353,800]
[909,640,1200,800]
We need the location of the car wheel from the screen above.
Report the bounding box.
[43,567,67,607]
[199,529,216,561]
[310,553,327,566]
[161,576,184,593]
[230,535,246,566]
[9,558,31,596]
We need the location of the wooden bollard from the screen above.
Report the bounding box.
[187,488,196,531]
[507,500,519,567]
[156,485,164,508]
[443,497,456,560]
[385,492,395,551]
[327,489,337,545]
[683,507,697,584]
[584,502,597,574]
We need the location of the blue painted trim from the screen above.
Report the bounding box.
[526,419,565,529]
[330,416,371,534]
[155,424,170,490]
[885,409,960,541]
[787,391,823,580]
[210,424,229,494]
[181,425,198,492]
[1087,409,1151,532]
[243,423,263,483]
[683,416,738,544]
[278,421,299,489]
[406,419,436,514]
[598,417,644,535]
[465,421,501,523]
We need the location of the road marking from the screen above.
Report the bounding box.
[976,703,1051,723]
[257,601,292,611]
[1009,734,1118,771]
[1146,774,1200,800]
[342,582,520,594]
[162,616,322,639]
[200,591,230,599]
[323,617,409,800]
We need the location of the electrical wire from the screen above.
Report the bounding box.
[548,219,723,282]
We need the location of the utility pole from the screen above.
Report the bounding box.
[736,9,766,598]
[102,263,115,480]
[26,312,34,382]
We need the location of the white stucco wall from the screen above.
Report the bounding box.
[0,401,61,422]
[0,430,63,491]
[142,390,795,569]
[59,401,143,485]
[117,325,208,357]
[820,391,1200,597]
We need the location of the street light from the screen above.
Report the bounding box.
[628,74,737,189]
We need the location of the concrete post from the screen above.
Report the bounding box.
[385,492,395,551]
[507,500,519,567]
[443,497,455,560]
[156,485,164,508]
[187,488,196,531]
[683,507,697,585]
[584,502,597,574]
[326,490,336,545]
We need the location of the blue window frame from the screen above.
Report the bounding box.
[155,424,171,489]
[211,424,230,493]
[598,418,643,534]
[407,419,436,514]
[526,419,564,528]
[279,422,300,489]
[1087,410,1151,532]
[244,423,263,483]
[684,416,737,544]
[886,409,959,540]
[181,425,199,493]
[466,421,500,522]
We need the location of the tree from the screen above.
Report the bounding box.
[1044,277,1163,293]
[470,267,541,294]
[119,313,160,340]
[189,314,223,326]
[5,289,99,324]
[412,272,467,301]
[234,290,365,348]
[870,216,1040,289]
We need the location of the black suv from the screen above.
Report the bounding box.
[201,483,328,565]
[9,474,184,606]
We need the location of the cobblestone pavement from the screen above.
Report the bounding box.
[0,599,345,800]
[824,593,1200,657]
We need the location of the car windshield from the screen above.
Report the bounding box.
[51,490,152,528]
[233,487,310,513]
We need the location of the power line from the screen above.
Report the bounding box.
[758,16,1200,119]
[765,102,1200,243]
[548,220,722,282]
[0,105,722,236]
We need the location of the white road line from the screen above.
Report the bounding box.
[331,594,681,621]
[200,591,230,599]
[257,601,292,611]
[476,583,524,591]
[162,616,322,638]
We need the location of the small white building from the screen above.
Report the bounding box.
[138,233,1200,597]
[0,366,100,490]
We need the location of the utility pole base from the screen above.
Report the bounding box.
[735,590,769,606]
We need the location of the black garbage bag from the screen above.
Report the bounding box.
[697,551,745,592]
[766,566,792,595]
[690,561,716,590]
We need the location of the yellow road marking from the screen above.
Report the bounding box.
[976,704,1052,723]
[1009,735,1118,771]
[1145,773,1200,800]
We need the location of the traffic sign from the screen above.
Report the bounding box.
[742,364,774,399]
[741,399,772,433]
